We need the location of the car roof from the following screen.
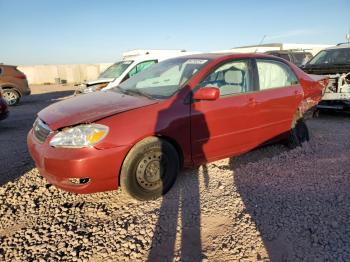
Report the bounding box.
[324,43,350,50]
[0,64,17,68]
[266,50,311,54]
[128,52,202,62]
[173,52,278,60]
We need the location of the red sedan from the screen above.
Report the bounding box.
[27,53,326,200]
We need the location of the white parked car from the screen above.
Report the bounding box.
[75,49,200,94]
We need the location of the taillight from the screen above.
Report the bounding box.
[15,74,26,79]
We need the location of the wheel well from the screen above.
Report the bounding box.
[291,109,303,128]
[156,135,184,169]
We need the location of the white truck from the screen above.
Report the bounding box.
[75,49,199,94]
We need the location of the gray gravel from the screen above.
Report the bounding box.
[1,86,350,261]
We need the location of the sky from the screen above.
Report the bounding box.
[0,0,349,65]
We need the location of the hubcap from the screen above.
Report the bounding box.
[136,152,167,191]
[3,90,18,105]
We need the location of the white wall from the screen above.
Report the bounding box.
[18,63,113,85]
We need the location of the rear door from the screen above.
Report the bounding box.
[190,59,260,163]
[252,59,303,143]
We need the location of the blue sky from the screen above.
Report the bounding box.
[1,0,349,65]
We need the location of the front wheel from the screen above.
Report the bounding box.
[3,89,20,106]
[120,137,179,201]
[286,118,310,149]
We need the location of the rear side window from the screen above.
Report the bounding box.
[0,67,2,75]
[256,59,299,90]
[200,60,251,96]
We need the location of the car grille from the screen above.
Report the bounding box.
[33,119,51,143]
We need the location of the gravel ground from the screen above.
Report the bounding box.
[0,86,350,261]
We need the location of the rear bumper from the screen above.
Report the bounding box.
[322,92,350,101]
[317,100,350,110]
[0,99,9,120]
[22,88,31,96]
[0,111,9,121]
[27,128,130,194]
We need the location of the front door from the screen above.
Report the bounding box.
[190,59,260,164]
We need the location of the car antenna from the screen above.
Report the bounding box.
[254,35,266,53]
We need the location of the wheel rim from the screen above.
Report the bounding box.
[136,152,167,191]
[3,90,18,105]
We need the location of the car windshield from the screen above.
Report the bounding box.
[308,48,350,65]
[116,57,209,99]
[99,60,133,79]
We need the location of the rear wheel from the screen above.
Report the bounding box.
[3,89,20,106]
[120,137,179,201]
[286,118,309,149]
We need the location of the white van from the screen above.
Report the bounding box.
[75,49,199,94]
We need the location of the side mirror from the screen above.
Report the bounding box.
[193,87,220,101]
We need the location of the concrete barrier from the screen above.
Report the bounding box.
[18,63,113,85]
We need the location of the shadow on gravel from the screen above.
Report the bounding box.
[0,90,74,186]
[233,116,350,261]
[148,84,208,262]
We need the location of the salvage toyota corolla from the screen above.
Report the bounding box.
[27,53,327,200]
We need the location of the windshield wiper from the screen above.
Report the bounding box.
[123,89,155,100]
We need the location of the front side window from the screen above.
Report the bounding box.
[257,59,298,90]
[200,60,251,96]
[98,60,133,79]
[117,58,209,99]
[128,60,157,78]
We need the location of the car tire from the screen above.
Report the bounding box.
[120,137,179,201]
[286,118,309,149]
[3,89,20,106]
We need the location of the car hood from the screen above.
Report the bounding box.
[38,90,157,130]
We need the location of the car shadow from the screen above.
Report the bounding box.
[232,115,350,261]
[0,90,74,186]
[147,85,208,261]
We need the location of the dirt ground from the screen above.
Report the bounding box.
[0,85,350,261]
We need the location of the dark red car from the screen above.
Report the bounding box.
[0,89,9,121]
[27,53,326,200]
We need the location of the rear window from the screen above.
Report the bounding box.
[293,53,312,65]
[279,53,291,62]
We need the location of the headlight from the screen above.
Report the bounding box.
[50,124,109,148]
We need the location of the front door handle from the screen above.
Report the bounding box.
[248,97,257,107]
